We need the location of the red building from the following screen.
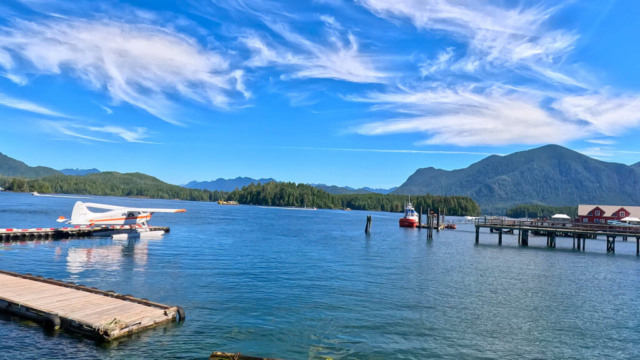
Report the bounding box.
[578,205,640,224]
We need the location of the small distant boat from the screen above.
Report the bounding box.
[218,200,239,205]
[31,191,40,196]
[399,198,419,228]
[343,208,352,211]
[445,223,457,229]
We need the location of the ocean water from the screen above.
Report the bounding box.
[1,191,640,359]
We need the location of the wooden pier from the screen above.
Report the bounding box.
[0,270,184,341]
[476,218,640,254]
[0,225,170,242]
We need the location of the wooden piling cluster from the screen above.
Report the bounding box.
[475,218,640,255]
[0,270,184,341]
[0,225,170,242]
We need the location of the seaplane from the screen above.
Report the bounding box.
[57,201,186,239]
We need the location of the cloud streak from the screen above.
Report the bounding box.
[0,18,248,124]
[349,85,588,146]
[41,120,155,143]
[0,93,69,117]
[241,21,387,83]
[357,0,580,86]
[275,146,502,156]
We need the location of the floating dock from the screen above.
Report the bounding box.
[0,270,184,341]
[476,218,640,254]
[0,225,170,242]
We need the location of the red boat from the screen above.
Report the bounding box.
[399,200,419,228]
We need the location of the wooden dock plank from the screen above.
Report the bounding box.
[0,271,183,341]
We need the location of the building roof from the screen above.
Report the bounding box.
[578,205,640,216]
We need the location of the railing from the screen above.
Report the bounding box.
[475,218,640,236]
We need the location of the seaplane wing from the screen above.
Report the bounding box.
[57,201,186,225]
[82,202,186,213]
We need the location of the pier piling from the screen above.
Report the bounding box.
[364,215,372,234]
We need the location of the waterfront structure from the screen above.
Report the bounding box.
[578,205,640,224]
[0,225,169,242]
[476,218,640,254]
[0,270,185,341]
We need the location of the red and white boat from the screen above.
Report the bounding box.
[399,200,419,228]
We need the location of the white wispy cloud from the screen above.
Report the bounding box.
[100,105,113,115]
[276,146,502,156]
[552,93,640,136]
[0,93,68,117]
[586,138,617,145]
[41,120,154,143]
[241,21,387,83]
[419,47,454,76]
[357,0,580,86]
[0,18,248,125]
[349,85,587,146]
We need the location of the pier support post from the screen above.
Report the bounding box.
[606,236,616,253]
[583,237,586,251]
[637,237,639,256]
[623,236,628,242]
[436,208,440,231]
[572,235,575,249]
[365,215,372,234]
[475,226,480,244]
[577,236,581,250]
[518,229,521,245]
[498,230,502,246]
[549,233,556,248]
[419,207,422,229]
[521,230,529,247]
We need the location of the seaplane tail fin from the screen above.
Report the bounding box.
[71,201,94,221]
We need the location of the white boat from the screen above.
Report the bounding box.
[399,199,419,228]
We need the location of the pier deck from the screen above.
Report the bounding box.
[0,225,170,242]
[476,218,640,254]
[0,270,184,341]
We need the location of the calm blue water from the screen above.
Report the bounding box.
[2,192,640,359]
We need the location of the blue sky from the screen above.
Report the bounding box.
[1,0,639,188]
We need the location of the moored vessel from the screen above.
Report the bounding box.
[399,199,419,228]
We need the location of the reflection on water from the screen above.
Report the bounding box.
[66,240,149,273]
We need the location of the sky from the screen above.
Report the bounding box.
[1,0,640,188]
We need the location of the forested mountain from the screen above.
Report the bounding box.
[184,177,276,191]
[0,152,61,178]
[227,182,480,215]
[0,172,226,201]
[0,175,480,215]
[393,145,640,214]
[59,168,101,176]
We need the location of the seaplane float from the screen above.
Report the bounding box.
[57,201,186,240]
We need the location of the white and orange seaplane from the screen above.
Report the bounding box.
[57,201,186,239]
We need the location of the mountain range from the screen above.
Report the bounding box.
[0,152,61,178]
[59,168,101,176]
[312,184,397,195]
[184,177,277,192]
[3,145,640,214]
[393,145,640,214]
